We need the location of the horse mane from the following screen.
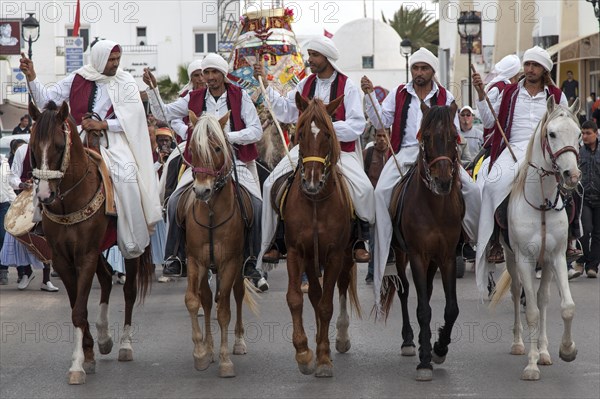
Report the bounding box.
[189,114,232,170]
[34,101,62,141]
[511,104,579,196]
[297,98,341,166]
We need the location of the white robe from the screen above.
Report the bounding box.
[365,82,481,309]
[29,72,161,259]
[257,72,374,271]
[474,82,567,293]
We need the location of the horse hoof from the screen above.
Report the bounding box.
[416,368,433,381]
[538,352,553,365]
[521,367,540,381]
[335,339,351,353]
[98,338,113,355]
[511,343,525,355]
[233,342,247,355]
[68,371,86,385]
[401,345,416,357]
[432,352,446,365]
[559,343,577,362]
[219,362,236,378]
[315,363,334,378]
[118,348,133,362]
[296,350,316,375]
[83,360,96,374]
[194,354,212,371]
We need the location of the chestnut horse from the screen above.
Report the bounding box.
[178,112,257,378]
[28,101,153,385]
[282,93,361,378]
[385,103,463,381]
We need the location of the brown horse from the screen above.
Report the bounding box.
[28,101,153,385]
[385,103,463,381]
[178,111,257,378]
[282,93,361,377]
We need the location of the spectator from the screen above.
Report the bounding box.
[12,115,30,135]
[0,154,16,285]
[575,120,600,278]
[457,106,484,166]
[560,71,578,105]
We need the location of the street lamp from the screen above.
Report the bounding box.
[400,38,412,83]
[21,13,40,104]
[586,0,600,39]
[457,11,481,107]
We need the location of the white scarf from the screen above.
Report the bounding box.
[75,40,162,228]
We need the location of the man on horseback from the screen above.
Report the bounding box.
[360,48,481,297]
[472,46,570,292]
[20,40,162,260]
[143,53,265,285]
[254,36,375,267]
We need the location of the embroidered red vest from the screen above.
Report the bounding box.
[69,74,114,124]
[182,84,258,163]
[391,85,448,154]
[301,73,355,152]
[488,84,563,168]
[482,81,508,147]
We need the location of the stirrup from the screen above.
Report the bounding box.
[487,242,505,264]
[262,245,281,264]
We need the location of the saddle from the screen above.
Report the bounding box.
[270,171,295,219]
[85,149,117,216]
[389,163,417,253]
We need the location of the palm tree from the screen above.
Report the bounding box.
[155,64,190,102]
[382,6,439,54]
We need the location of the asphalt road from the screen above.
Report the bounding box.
[1,263,599,398]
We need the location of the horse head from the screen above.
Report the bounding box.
[295,92,343,195]
[28,101,75,204]
[188,110,232,202]
[418,102,459,195]
[541,97,581,191]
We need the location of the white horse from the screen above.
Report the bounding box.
[491,97,581,381]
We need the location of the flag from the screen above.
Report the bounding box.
[323,29,333,39]
[73,0,81,36]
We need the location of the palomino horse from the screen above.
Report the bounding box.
[282,93,361,377]
[491,98,581,380]
[384,103,463,381]
[28,101,153,385]
[178,112,257,378]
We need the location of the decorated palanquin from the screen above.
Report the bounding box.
[228,7,306,102]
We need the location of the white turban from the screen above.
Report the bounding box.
[201,53,229,77]
[90,40,121,74]
[305,36,342,73]
[179,59,204,95]
[485,54,521,91]
[523,46,553,72]
[408,47,438,75]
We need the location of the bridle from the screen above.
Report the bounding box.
[297,129,334,196]
[419,130,458,194]
[31,120,91,200]
[191,140,234,201]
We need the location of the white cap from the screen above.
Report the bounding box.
[201,53,229,77]
[305,36,342,73]
[523,46,553,72]
[408,48,439,75]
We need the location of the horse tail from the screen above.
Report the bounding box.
[243,278,260,317]
[489,269,512,310]
[136,245,154,304]
[379,282,397,323]
[348,262,362,319]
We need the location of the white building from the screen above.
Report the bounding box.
[0,0,241,132]
[438,0,599,110]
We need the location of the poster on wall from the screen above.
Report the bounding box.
[0,20,22,55]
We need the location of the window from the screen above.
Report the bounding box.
[66,28,90,51]
[194,32,218,54]
[137,27,146,37]
[207,33,217,53]
[195,33,204,53]
[362,55,374,69]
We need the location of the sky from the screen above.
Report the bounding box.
[241,0,438,36]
